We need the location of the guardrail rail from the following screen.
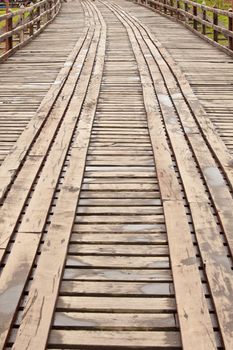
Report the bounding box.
[0,0,61,61]
[135,0,233,55]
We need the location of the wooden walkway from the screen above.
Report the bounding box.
[0,0,233,349]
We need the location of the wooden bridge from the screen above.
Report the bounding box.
[0,0,233,348]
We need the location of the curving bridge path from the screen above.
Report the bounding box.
[0,0,233,349]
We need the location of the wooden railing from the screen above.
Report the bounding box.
[135,0,233,55]
[0,0,62,61]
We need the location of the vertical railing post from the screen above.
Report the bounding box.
[170,0,174,16]
[29,4,34,37]
[47,0,51,22]
[193,3,198,30]
[185,0,189,19]
[50,0,54,19]
[19,5,25,44]
[164,0,167,14]
[202,1,206,35]
[213,6,218,42]
[5,15,13,52]
[36,2,41,30]
[176,0,180,19]
[228,9,233,50]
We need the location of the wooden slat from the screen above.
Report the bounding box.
[56,296,176,312]
[49,330,181,348]
[63,268,172,281]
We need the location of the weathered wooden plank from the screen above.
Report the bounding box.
[48,330,181,348]
[56,296,176,312]
[68,243,168,256]
[52,311,176,329]
[70,232,167,243]
[65,255,169,269]
[63,268,172,281]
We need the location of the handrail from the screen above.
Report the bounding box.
[0,0,62,61]
[135,0,233,55]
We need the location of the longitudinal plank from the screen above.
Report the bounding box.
[103,2,216,348]
[11,2,106,349]
[0,233,40,347]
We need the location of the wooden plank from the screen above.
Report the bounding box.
[72,223,166,233]
[75,214,164,224]
[0,233,40,347]
[48,330,181,348]
[52,312,176,329]
[56,296,176,312]
[70,232,167,243]
[65,255,169,269]
[63,268,172,281]
[68,243,168,255]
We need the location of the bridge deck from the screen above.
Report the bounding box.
[0,0,233,349]
[121,0,233,155]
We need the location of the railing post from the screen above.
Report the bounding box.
[176,0,180,19]
[170,0,174,16]
[202,1,206,35]
[213,6,218,42]
[29,3,34,37]
[19,5,25,43]
[5,14,13,52]
[36,2,41,30]
[51,0,55,19]
[185,1,190,23]
[164,0,167,14]
[47,0,52,22]
[193,4,198,30]
[228,8,233,50]
[185,1,189,17]
[160,0,163,12]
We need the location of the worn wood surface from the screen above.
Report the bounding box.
[0,0,84,170]
[118,0,233,157]
[0,0,233,349]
